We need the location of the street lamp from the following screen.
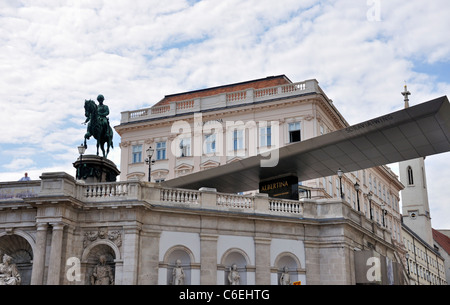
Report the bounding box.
[77,143,86,179]
[405,253,410,275]
[145,146,155,182]
[337,168,344,199]
[367,192,373,220]
[354,182,360,212]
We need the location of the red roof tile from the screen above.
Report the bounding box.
[153,75,292,107]
[432,228,450,254]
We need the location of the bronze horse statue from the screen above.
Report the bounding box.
[83,95,114,158]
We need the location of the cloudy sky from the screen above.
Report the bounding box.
[0,0,449,228]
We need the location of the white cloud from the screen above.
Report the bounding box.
[3,158,35,171]
[0,0,449,228]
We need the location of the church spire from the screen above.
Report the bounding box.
[401,83,411,108]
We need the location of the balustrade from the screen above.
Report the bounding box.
[123,80,314,123]
[160,188,199,204]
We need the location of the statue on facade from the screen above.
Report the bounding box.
[0,254,21,285]
[172,259,185,285]
[90,255,114,285]
[83,94,114,158]
[227,263,240,285]
[279,266,291,285]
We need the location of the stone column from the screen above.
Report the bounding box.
[47,223,65,285]
[122,225,141,285]
[254,237,271,285]
[61,225,77,285]
[30,223,48,285]
[200,233,218,285]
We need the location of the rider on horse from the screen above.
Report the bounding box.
[83,94,114,158]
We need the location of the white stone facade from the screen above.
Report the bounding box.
[0,172,407,285]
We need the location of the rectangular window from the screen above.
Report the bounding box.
[259,126,271,147]
[205,134,216,154]
[233,130,244,151]
[132,145,142,163]
[289,122,301,143]
[180,138,191,157]
[156,142,166,160]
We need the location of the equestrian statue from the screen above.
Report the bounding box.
[83,94,114,158]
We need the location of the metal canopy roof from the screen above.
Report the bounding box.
[162,96,450,193]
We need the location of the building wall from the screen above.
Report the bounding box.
[0,173,409,285]
[116,77,405,247]
[402,225,447,285]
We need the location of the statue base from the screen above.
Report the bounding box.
[73,155,120,183]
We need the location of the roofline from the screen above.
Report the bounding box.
[162,75,292,99]
[402,222,443,258]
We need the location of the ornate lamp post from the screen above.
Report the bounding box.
[354,182,360,212]
[145,146,155,182]
[367,192,373,220]
[77,143,86,179]
[337,168,344,199]
[405,253,410,275]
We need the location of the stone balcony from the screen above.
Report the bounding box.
[120,79,322,124]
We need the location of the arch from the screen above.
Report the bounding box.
[163,245,195,285]
[273,251,302,269]
[81,239,121,262]
[0,231,35,285]
[163,244,195,264]
[220,247,251,266]
[220,248,251,285]
[81,240,119,285]
[273,252,302,285]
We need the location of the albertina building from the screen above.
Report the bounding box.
[1,75,448,285]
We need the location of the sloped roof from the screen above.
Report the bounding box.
[433,229,450,254]
[153,75,292,107]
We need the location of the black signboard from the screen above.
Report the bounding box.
[259,175,299,200]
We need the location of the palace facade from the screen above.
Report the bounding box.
[2,75,447,285]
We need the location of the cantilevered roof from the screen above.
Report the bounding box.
[162,96,450,193]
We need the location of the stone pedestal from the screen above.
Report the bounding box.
[73,155,120,183]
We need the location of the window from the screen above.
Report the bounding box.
[132,145,142,163]
[259,126,271,147]
[233,129,244,151]
[289,122,301,143]
[407,166,414,185]
[156,142,166,160]
[205,134,216,154]
[179,138,191,157]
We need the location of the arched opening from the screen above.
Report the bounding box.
[83,243,116,285]
[164,246,193,285]
[221,249,249,285]
[274,253,300,285]
[407,166,414,185]
[0,234,33,285]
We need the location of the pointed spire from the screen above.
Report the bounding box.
[401,82,411,108]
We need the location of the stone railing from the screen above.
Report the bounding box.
[121,79,320,124]
[81,182,133,200]
[160,188,200,205]
[216,193,254,209]
[269,198,303,214]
